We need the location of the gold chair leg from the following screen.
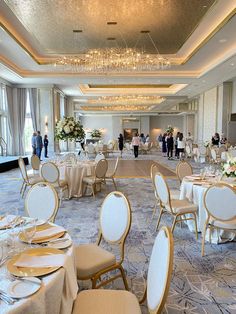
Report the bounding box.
[112,177,117,190]
[91,184,95,197]
[151,199,158,221]
[22,183,27,198]
[201,218,209,257]
[155,207,164,231]
[193,213,198,240]
[171,215,178,234]
[118,265,129,291]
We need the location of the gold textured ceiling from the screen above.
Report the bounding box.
[88,84,172,88]
[4,0,215,55]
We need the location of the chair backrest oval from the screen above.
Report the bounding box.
[18,157,28,182]
[147,226,174,313]
[150,163,159,184]
[100,191,131,243]
[199,146,206,156]
[95,159,108,178]
[41,162,59,183]
[109,157,119,176]
[154,173,170,206]
[185,145,191,155]
[64,153,76,162]
[31,155,40,170]
[25,182,59,222]
[87,144,95,153]
[211,148,217,160]
[95,153,105,163]
[176,161,193,182]
[204,183,236,221]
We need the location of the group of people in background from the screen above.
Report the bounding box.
[158,131,187,160]
[31,131,49,160]
[212,132,227,146]
[118,132,150,158]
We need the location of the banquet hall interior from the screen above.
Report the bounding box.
[0,0,236,313]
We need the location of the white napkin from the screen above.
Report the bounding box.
[32,226,66,241]
[0,215,16,228]
[14,253,78,300]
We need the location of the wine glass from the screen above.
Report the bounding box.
[23,220,37,247]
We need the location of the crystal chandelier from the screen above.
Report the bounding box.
[54,27,171,72]
[88,95,165,105]
[80,104,155,111]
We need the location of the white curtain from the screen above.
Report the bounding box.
[28,88,38,131]
[17,88,27,155]
[6,85,14,155]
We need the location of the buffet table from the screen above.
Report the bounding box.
[0,219,78,314]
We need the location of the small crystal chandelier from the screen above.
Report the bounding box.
[54,25,171,72]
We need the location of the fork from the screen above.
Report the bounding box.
[0,290,15,305]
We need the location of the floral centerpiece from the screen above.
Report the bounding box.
[55,117,85,141]
[222,157,236,178]
[166,125,174,134]
[91,129,102,139]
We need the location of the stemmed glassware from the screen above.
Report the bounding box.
[23,220,37,247]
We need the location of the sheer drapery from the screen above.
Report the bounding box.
[6,85,14,154]
[28,88,38,131]
[17,88,27,155]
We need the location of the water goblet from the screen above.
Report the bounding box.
[23,221,37,247]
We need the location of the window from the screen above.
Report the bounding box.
[0,85,10,150]
[23,91,34,154]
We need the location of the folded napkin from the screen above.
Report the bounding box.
[14,253,78,300]
[0,215,16,228]
[32,225,65,241]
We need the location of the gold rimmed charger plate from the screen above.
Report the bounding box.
[19,223,65,244]
[7,247,63,277]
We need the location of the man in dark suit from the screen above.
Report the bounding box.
[36,131,43,160]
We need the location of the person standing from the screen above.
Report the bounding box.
[177,133,185,159]
[118,133,124,157]
[157,133,163,149]
[145,134,150,143]
[132,132,140,158]
[140,133,145,144]
[175,132,180,158]
[167,133,174,160]
[36,131,43,160]
[162,133,167,157]
[31,132,37,155]
[44,134,49,158]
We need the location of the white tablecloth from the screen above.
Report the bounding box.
[0,222,78,314]
[180,178,236,243]
[58,161,96,198]
[221,149,236,161]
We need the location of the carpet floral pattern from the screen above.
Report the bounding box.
[0,152,235,314]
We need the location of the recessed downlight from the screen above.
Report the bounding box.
[107,22,117,25]
[219,38,227,43]
[73,30,83,33]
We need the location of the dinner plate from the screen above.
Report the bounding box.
[7,277,41,298]
[19,223,65,244]
[46,236,72,249]
[7,247,63,277]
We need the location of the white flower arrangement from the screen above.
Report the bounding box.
[166,125,174,134]
[222,157,236,177]
[55,117,85,141]
[91,129,102,139]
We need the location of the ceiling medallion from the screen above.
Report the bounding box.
[54,26,171,72]
[88,95,165,105]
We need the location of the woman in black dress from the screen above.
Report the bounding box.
[118,133,124,157]
[44,134,49,158]
[162,133,167,157]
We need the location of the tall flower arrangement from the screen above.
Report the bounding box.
[222,157,236,177]
[91,129,102,139]
[166,125,174,134]
[55,117,85,141]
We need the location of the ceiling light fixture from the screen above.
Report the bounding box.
[88,95,165,105]
[54,24,171,73]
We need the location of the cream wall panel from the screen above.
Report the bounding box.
[202,87,217,141]
[150,115,184,141]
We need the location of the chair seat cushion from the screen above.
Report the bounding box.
[28,176,42,185]
[210,217,236,229]
[170,189,180,199]
[72,290,141,314]
[75,244,116,279]
[167,199,197,214]
[83,176,102,184]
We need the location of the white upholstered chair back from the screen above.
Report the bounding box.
[41,162,60,184]
[95,159,108,178]
[87,144,95,154]
[100,191,131,243]
[110,157,119,176]
[185,145,191,156]
[150,164,159,184]
[95,153,105,163]
[64,153,76,162]
[211,148,217,160]
[176,161,193,182]
[25,182,59,222]
[18,157,28,182]
[199,146,206,156]
[31,155,40,170]
[204,183,236,221]
[154,173,170,208]
[147,226,174,313]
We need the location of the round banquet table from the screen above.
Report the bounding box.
[0,221,77,314]
[58,161,96,198]
[180,177,236,243]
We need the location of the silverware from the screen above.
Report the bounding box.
[0,290,15,305]
[40,237,68,246]
[10,275,41,286]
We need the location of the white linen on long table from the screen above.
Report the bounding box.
[180,179,236,243]
[0,223,78,314]
[59,161,96,198]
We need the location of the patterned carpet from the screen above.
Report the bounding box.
[0,151,236,313]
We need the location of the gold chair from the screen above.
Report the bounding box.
[105,157,119,190]
[202,183,236,256]
[72,226,174,314]
[25,182,59,222]
[176,160,193,183]
[75,191,131,290]
[41,162,69,202]
[150,163,160,220]
[18,157,42,198]
[154,172,198,238]
[83,159,108,197]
